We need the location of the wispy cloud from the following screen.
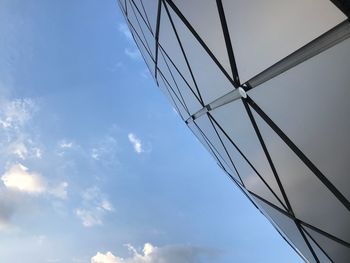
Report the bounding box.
[59,140,74,149]
[75,187,114,227]
[128,133,143,154]
[118,22,142,61]
[0,98,37,130]
[8,141,28,159]
[140,68,150,79]
[49,181,69,200]
[124,48,141,60]
[91,243,220,263]
[118,23,133,41]
[89,135,120,169]
[76,208,102,227]
[0,97,44,162]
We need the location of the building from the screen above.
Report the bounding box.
[117,1,350,262]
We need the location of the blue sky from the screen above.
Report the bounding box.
[0,1,303,262]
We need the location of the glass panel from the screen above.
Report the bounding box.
[249,36,350,202]
[158,4,200,102]
[187,121,230,175]
[140,0,158,34]
[304,227,350,263]
[130,0,153,33]
[127,1,155,59]
[168,5,235,105]
[194,114,232,169]
[210,99,285,203]
[119,0,126,13]
[212,119,287,211]
[171,0,232,78]
[304,230,332,263]
[129,24,155,77]
[253,197,317,263]
[222,0,346,82]
[157,50,187,109]
[251,107,350,243]
[157,49,202,115]
[129,0,156,58]
[157,70,189,120]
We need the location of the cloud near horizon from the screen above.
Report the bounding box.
[91,243,219,263]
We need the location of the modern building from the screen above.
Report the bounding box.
[117,1,350,262]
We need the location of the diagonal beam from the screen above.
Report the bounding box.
[164,0,237,88]
[246,96,350,212]
[250,191,350,249]
[185,87,246,123]
[245,20,350,90]
[215,0,240,85]
[154,0,162,80]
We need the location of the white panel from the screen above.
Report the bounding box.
[140,0,158,34]
[129,0,156,58]
[223,0,346,82]
[252,108,350,243]
[157,70,189,120]
[168,5,235,105]
[158,49,202,115]
[130,0,153,33]
[249,36,350,202]
[254,198,317,263]
[129,23,155,76]
[158,4,201,104]
[172,0,232,78]
[210,100,285,204]
[187,121,240,181]
[212,121,287,211]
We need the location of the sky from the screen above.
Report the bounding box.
[0,1,303,262]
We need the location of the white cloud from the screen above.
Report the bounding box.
[76,209,102,227]
[57,139,77,157]
[91,243,218,263]
[118,23,141,60]
[91,148,100,160]
[6,139,43,160]
[1,164,68,200]
[34,235,46,245]
[128,133,143,154]
[0,98,43,161]
[76,187,113,227]
[118,23,133,41]
[8,141,28,159]
[91,252,119,263]
[1,163,46,194]
[49,181,68,200]
[140,68,150,79]
[33,147,42,159]
[0,98,36,130]
[90,135,120,166]
[124,48,141,60]
[59,140,73,149]
[100,199,113,212]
